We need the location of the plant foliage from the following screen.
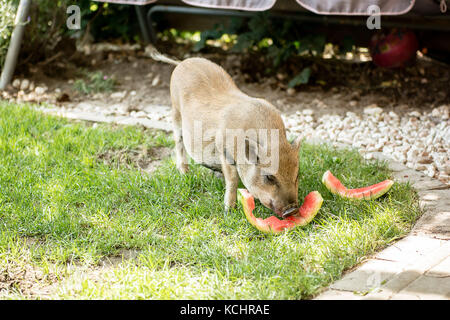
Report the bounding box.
[0,0,17,68]
[192,13,330,85]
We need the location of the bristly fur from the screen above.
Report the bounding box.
[148,50,302,215]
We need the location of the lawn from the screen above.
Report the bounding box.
[0,102,421,299]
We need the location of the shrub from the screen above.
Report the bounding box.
[189,13,330,86]
[0,0,17,68]
[5,0,141,68]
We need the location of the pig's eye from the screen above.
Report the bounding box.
[264,175,277,185]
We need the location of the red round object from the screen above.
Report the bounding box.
[370,30,418,68]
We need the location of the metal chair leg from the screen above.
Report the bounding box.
[135,5,154,44]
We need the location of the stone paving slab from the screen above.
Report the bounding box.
[313,289,363,300]
[425,255,450,278]
[389,275,450,300]
[413,189,450,240]
[327,237,450,295]
[316,239,450,300]
[373,236,447,263]
[329,259,404,293]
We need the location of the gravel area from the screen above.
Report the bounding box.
[282,104,449,184]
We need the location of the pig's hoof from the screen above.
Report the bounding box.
[177,163,189,174]
[224,204,235,214]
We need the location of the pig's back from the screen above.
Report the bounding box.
[170,57,241,105]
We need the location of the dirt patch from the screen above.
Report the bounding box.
[0,238,145,298]
[0,261,59,298]
[99,248,141,268]
[98,146,172,174]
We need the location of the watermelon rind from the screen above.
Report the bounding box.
[238,189,322,234]
[322,170,394,200]
[237,189,271,233]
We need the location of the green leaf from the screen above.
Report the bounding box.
[248,13,269,38]
[288,68,311,88]
[224,17,244,34]
[193,39,207,52]
[297,35,326,55]
[311,34,326,53]
[193,28,224,52]
[231,32,255,52]
[341,36,355,53]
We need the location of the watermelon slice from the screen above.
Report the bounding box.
[237,189,323,234]
[322,170,394,200]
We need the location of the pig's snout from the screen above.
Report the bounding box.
[282,206,298,218]
[281,204,299,218]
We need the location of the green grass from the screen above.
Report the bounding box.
[0,101,421,299]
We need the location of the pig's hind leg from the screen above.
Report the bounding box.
[171,107,189,174]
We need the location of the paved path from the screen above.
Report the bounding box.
[38,106,450,300]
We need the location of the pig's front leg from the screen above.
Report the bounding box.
[220,157,239,213]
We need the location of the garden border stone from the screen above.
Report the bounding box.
[39,106,172,132]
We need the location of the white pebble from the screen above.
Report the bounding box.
[110,91,127,99]
[12,79,21,89]
[34,86,47,95]
[364,104,383,115]
[152,75,161,87]
[20,79,30,91]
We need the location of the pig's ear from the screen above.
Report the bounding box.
[244,138,260,165]
[291,136,302,151]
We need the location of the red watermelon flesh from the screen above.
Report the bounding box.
[322,170,394,200]
[238,189,323,234]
